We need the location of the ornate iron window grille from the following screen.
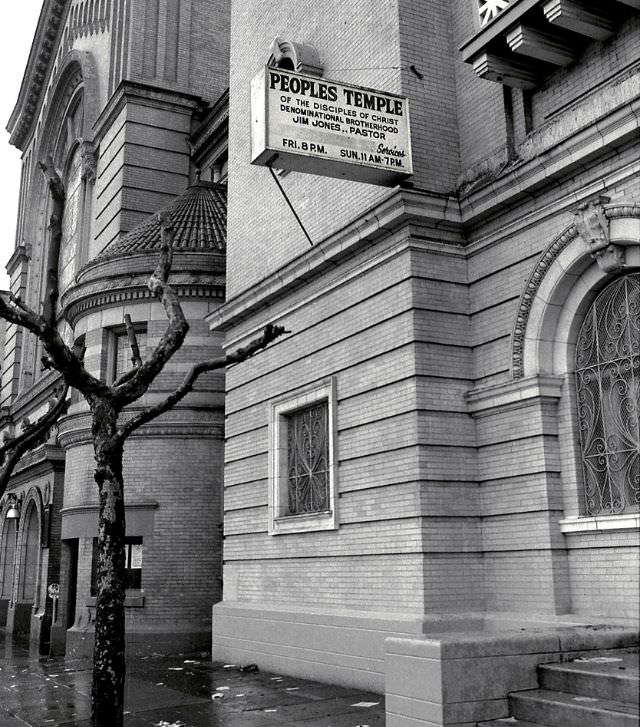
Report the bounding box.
[575,273,640,515]
[286,401,330,514]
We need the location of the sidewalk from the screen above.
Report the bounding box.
[0,632,385,726]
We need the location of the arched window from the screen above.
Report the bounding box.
[20,506,40,602]
[58,143,84,292]
[1,520,17,599]
[575,272,640,515]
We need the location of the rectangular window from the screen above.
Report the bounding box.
[112,327,147,381]
[91,536,143,596]
[268,379,338,535]
[286,402,330,514]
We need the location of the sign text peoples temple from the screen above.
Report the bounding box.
[251,67,413,186]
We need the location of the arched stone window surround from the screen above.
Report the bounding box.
[26,51,100,377]
[510,202,640,527]
[512,204,640,380]
[17,491,43,604]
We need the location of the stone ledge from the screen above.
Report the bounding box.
[466,374,564,416]
[559,513,640,534]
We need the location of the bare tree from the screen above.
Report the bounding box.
[0,212,285,727]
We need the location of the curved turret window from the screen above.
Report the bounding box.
[575,273,640,515]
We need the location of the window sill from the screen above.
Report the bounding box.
[271,510,336,535]
[86,593,145,608]
[559,514,640,534]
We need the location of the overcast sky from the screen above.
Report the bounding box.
[0,3,44,289]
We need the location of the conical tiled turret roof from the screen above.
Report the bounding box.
[96,181,226,260]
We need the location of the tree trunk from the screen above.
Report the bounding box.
[90,400,126,727]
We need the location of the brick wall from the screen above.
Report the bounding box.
[93,89,195,255]
[226,0,405,297]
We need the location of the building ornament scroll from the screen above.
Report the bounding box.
[574,196,626,273]
[511,201,640,379]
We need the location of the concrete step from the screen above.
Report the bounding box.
[539,653,639,705]
[510,688,639,727]
[478,719,552,727]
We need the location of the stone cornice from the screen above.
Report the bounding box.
[208,188,463,332]
[61,501,158,516]
[458,73,640,227]
[5,371,63,425]
[7,0,68,149]
[62,250,225,326]
[5,245,31,276]
[62,277,225,327]
[58,419,223,449]
[466,374,564,417]
[11,444,66,485]
[191,88,229,163]
[57,406,224,449]
[78,250,225,283]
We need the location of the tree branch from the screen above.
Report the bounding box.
[117,323,288,441]
[0,293,109,398]
[124,314,142,368]
[0,384,69,499]
[113,213,189,407]
[39,155,65,326]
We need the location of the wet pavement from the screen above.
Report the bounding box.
[0,632,384,726]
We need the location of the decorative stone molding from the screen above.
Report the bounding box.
[268,37,324,76]
[190,89,229,168]
[7,0,68,149]
[57,410,223,449]
[63,279,225,327]
[593,243,626,273]
[10,445,65,483]
[466,374,564,416]
[574,196,609,248]
[511,202,640,379]
[28,49,100,172]
[80,142,98,183]
[574,196,627,273]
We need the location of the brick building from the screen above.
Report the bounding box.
[209,0,640,724]
[0,0,230,656]
[0,1,637,725]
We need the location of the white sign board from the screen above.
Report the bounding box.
[251,67,413,186]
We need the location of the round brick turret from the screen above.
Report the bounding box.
[55,182,226,657]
